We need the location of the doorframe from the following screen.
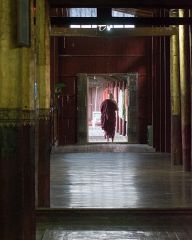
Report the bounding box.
[77,73,88,144]
[77,73,139,144]
[127,73,139,143]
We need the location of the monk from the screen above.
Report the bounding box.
[100,93,118,142]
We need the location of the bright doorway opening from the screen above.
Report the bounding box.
[87,73,138,143]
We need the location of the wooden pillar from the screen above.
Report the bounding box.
[121,81,125,136]
[160,35,166,152]
[170,10,182,165]
[178,9,191,171]
[0,0,35,239]
[36,0,51,206]
[165,36,171,153]
[116,82,119,133]
[160,10,166,152]
[190,10,192,170]
[119,82,123,135]
[152,36,161,151]
[50,37,59,145]
[163,10,171,153]
[147,37,153,143]
[159,9,172,153]
[123,82,127,136]
[151,10,172,152]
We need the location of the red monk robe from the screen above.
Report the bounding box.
[100,95,118,142]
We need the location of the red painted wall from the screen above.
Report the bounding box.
[58,37,149,75]
[56,36,152,143]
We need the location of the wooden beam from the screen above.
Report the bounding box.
[51,17,192,26]
[97,8,112,18]
[48,0,192,8]
[50,27,178,37]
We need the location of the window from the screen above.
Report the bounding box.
[112,10,135,28]
[69,8,135,29]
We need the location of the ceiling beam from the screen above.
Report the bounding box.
[50,27,178,37]
[51,17,192,26]
[48,0,192,8]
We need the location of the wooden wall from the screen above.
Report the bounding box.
[51,35,171,150]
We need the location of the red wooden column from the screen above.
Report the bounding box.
[160,34,166,152]
[147,38,153,143]
[123,82,128,136]
[152,36,161,151]
[50,37,59,145]
[163,11,171,153]
[119,81,123,135]
[121,81,125,136]
[116,82,120,133]
[160,10,171,153]
[165,36,171,153]
[114,81,119,132]
[190,10,192,170]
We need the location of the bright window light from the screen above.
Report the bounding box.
[70,25,81,28]
[69,8,135,29]
[81,25,92,28]
[112,10,135,28]
[113,25,124,28]
[124,25,135,28]
[69,8,97,17]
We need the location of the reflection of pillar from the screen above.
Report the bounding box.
[170,10,182,165]
[0,0,35,239]
[179,9,191,171]
[36,0,51,206]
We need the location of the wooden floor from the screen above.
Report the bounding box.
[50,146,192,209]
[51,144,155,153]
[37,147,192,239]
[41,229,192,240]
[37,210,192,240]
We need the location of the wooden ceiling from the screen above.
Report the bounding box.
[49,7,155,18]
[48,0,192,8]
[49,6,191,26]
[113,8,154,17]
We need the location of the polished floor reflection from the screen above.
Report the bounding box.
[37,213,192,240]
[42,229,192,240]
[51,151,192,208]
